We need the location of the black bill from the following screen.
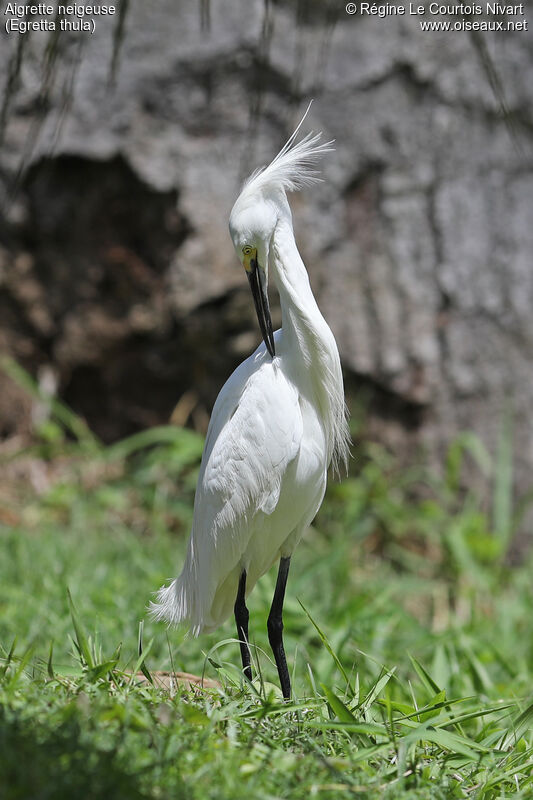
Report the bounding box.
[247,257,275,358]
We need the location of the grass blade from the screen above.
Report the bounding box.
[0,637,17,679]
[409,655,441,695]
[137,621,153,684]
[298,600,352,695]
[67,588,94,669]
[500,701,533,750]
[47,641,55,680]
[361,667,396,713]
[129,639,154,686]
[322,685,357,722]
[87,660,119,682]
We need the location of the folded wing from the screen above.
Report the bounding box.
[152,348,303,633]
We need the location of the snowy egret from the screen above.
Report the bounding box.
[151,120,350,699]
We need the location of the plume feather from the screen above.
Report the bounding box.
[241,106,334,200]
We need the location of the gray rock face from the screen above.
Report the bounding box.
[0,1,532,490]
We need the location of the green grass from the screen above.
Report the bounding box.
[1,370,533,798]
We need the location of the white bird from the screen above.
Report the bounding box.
[151,119,350,699]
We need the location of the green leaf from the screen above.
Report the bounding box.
[67,588,94,669]
[409,655,441,695]
[6,644,35,688]
[461,639,493,692]
[298,600,352,694]
[0,637,17,679]
[419,690,447,721]
[322,685,357,723]
[361,667,396,712]
[404,723,489,760]
[47,641,55,680]
[105,425,203,463]
[500,701,533,750]
[302,720,387,736]
[445,433,491,493]
[182,705,210,726]
[376,698,415,716]
[129,639,154,685]
[86,660,119,682]
[137,620,153,684]
[436,703,514,729]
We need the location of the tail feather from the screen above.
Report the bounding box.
[150,579,181,622]
[150,538,240,636]
[149,572,200,635]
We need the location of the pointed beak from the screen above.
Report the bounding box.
[247,257,275,358]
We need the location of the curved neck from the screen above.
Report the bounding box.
[270,218,330,360]
[269,216,348,468]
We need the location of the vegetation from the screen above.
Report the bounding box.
[1,362,533,798]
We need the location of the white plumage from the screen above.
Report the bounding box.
[151,117,349,698]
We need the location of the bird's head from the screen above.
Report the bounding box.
[229,109,333,359]
[229,197,279,358]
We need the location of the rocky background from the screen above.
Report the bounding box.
[0,1,532,495]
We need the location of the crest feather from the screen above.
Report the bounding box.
[240,109,334,201]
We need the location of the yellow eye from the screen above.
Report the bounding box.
[242,246,253,256]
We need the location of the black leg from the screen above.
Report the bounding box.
[267,556,291,700]
[234,569,252,683]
